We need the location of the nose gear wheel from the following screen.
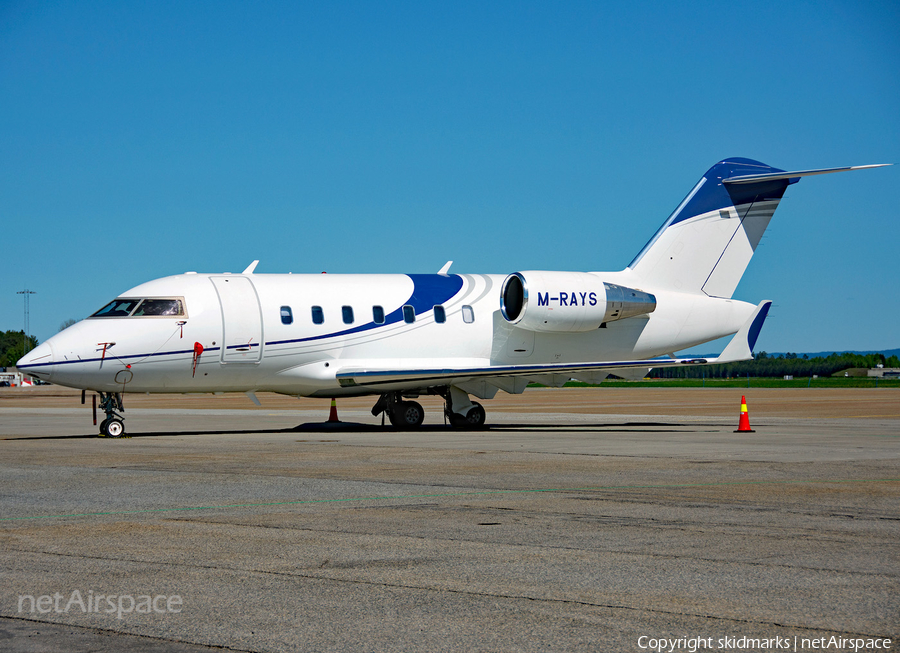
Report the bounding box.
[97,392,128,438]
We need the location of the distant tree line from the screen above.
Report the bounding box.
[0,330,40,368]
[651,351,900,379]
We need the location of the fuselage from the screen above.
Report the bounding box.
[15,158,883,436]
[18,270,754,397]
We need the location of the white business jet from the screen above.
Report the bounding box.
[18,158,886,436]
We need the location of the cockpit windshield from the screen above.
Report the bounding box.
[133,299,185,316]
[91,298,186,318]
[92,299,142,317]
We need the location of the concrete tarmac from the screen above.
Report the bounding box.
[1,388,898,652]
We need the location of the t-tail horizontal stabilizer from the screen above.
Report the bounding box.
[722,164,890,185]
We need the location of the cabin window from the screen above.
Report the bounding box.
[342,306,354,324]
[311,306,324,325]
[373,306,385,324]
[462,305,475,323]
[434,305,446,323]
[402,305,415,324]
[280,306,293,325]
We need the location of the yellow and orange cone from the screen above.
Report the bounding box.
[327,398,340,423]
[734,395,754,433]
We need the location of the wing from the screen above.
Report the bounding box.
[336,301,771,390]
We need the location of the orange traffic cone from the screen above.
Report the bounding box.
[327,398,340,423]
[734,395,755,433]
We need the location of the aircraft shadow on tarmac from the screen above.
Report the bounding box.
[3,421,717,440]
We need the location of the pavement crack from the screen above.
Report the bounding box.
[0,615,253,652]
[7,540,896,587]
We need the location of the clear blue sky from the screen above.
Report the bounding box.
[1,0,897,353]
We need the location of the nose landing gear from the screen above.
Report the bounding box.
[97,392,127,438]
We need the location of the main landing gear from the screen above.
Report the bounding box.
[371,387,486,430]
[371,392,425,429]
[97,392,127,438]
[444,401,486,428]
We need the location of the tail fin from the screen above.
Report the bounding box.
[628,158,889,297]
[628,157,790,298]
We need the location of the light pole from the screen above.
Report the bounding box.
[16,289,36,356]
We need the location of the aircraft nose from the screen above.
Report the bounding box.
[17,340,55,381]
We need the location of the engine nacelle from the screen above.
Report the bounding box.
[500,271,657,333]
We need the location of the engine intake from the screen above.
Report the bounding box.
[500,271,656,333]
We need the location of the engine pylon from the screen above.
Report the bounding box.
[734,395,754,433]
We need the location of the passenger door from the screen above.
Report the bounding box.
[210,276,263,364]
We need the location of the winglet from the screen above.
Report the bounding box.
[714,300,772,364]
[242,260,260,274]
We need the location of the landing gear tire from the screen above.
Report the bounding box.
[106,419,125,438]
[389,401,425,429]
[446,401,486,429]
[100,418,126,438]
